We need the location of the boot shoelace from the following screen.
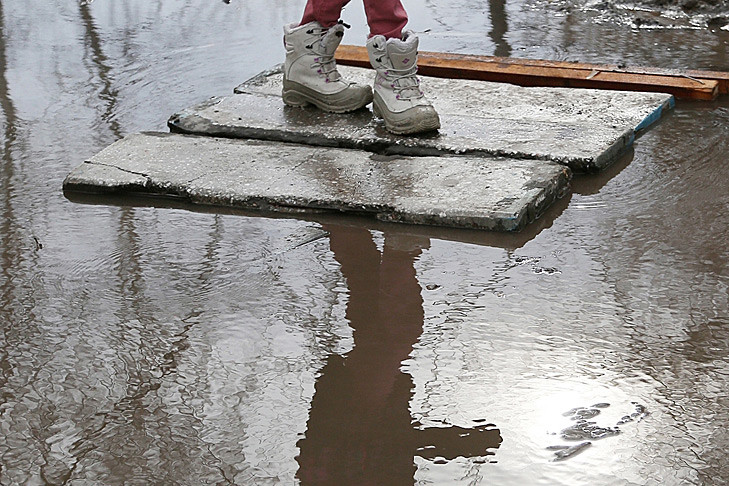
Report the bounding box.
[311,53,340,83]
[382,65,423,101]
[305,22,349,84]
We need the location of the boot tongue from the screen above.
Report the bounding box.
[316,23,344,82]
[386,34,419,89]
[320,23,345,55]
[385,34,418,72]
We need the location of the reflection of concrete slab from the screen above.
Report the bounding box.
[63,132,571,231]
[168,65,673,173]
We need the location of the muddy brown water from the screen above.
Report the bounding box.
[1,0,729,484]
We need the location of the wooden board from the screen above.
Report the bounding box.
[335,45,726,101]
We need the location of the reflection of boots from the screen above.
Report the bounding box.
[366,31,440,135]
[283,21,373,113]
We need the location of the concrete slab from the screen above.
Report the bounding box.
[63,132,571,232]
[167,65,673,173]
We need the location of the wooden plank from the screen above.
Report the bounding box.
[335,45,724,100]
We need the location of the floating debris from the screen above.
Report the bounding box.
[547,401,649,461]
[550,441,592,461]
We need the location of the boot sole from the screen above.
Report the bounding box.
[282,79,373,114]
[372,94,441,135]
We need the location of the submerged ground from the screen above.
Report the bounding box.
[1,0,729,484]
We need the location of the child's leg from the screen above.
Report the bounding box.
[301,0,407,38]
[362,0,408,39]
[300,0,352,28]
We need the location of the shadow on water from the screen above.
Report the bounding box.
[296,225,502,484]
[570,148,635,196]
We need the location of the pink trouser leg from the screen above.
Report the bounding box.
[300,0,351,29]
[363,0,408,39]
[300,0,408,39]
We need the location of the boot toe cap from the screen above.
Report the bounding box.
[380,103,441,135]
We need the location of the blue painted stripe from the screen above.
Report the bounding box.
[635,96,675,133]
[627,132,636,148]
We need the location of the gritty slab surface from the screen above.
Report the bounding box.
[63,132,571,231]
[167,65,674,173]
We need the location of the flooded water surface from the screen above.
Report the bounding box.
[1,0,729,484]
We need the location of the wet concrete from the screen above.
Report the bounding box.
[63,132,571,231]
[168,65,674,173]
[3,0,729,485]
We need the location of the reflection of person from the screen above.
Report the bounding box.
[295,226,501,484]
[282,1,440,135]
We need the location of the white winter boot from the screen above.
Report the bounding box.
[283,21,372,113]
[366,31,440,135]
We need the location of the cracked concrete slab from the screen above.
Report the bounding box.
[167,65,673,173]
[63,132,571,231]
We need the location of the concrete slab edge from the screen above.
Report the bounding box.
[634,95,675,134]
[62,133,572,232]
[168,106,609,173]
[64,160,570,232]
[63,161,150,193]
[169,111,354,153]
[377,167,570,231]
[586,129,634,173]
[227,64,674,173]
[234,64,284,94]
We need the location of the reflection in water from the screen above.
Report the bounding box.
[79,0,122,141]
[0,0,19,394]
[297,226,501,484]
[489,0,511,57]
